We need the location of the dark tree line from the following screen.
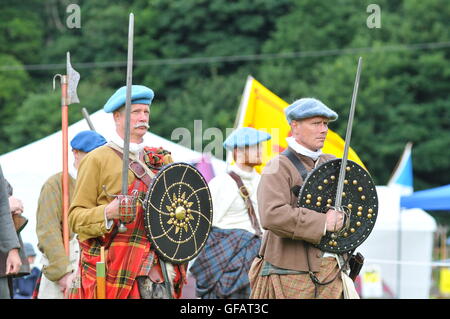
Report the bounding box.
[0,0,449,198]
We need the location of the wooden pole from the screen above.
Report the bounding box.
[61,75,70,256]
[442,226,447,261]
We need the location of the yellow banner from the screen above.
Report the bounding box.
[440,268,450,295]
[236,76,366,172]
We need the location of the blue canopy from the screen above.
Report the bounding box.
[400,184,450,210]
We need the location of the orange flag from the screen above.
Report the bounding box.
[234,76,366,172]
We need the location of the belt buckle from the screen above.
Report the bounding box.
[238,186,249,199]
[129,162,146,179]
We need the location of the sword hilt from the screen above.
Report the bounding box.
[102,185,138,233]
[326,205,352,238]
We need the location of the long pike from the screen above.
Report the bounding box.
[53,52,80,256]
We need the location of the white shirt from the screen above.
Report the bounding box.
[209,165,261,234]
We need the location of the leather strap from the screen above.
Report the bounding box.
[281,149,310,197]
[228,171,263,237]
[108,146,154,187]
[281,148,309,180]
[101,146,154,250]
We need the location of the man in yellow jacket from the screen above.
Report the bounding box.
[68,85,186,299]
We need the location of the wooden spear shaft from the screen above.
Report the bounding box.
[61,75,70,256]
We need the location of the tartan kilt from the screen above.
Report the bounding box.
[190,227,261,299]
[250,257,343,299]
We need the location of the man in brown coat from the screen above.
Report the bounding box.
[249,97,346,299]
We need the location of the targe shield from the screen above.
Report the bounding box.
[143,162,213,264]
[297,159,378,254]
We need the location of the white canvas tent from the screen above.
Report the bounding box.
[0,109,226,265]
[357,186,437,299]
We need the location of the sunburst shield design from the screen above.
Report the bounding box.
[143,163,213,264]
[297,159,378,254]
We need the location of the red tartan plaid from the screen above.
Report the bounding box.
[143,147,171,169]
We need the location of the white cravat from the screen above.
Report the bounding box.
[110,131,145,156]
[286,137,322,161]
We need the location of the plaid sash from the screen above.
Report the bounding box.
[190,227,261,299]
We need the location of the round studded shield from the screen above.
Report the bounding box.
[297,159,378,254]
[143,162,213,264]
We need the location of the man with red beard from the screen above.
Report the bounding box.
[68,85,186,299]
[190,127,271,299]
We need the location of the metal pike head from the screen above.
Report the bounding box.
[66,51,80,105]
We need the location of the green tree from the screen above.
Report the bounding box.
[0,55,30,153]
[257,0,450,190]
[1,0,449,197]
[152,72,248,160]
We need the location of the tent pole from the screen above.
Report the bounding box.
[396,208,402,299]
[441,226,447,261]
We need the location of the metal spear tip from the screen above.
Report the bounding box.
[66,51,80,104]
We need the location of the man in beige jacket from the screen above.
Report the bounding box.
[35,130,106,298]
[249,97,346,299]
